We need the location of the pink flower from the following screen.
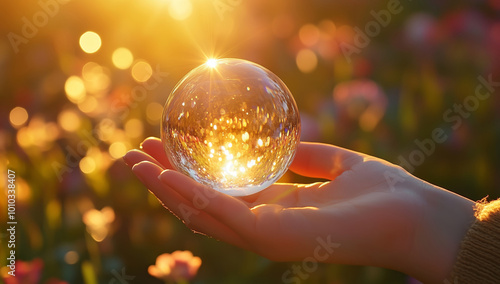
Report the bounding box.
[333,79,388,132]
[148,251,202,282]
[45,278,69,284]
[1,258,43,284]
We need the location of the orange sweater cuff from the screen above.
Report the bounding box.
[451,198,500,283]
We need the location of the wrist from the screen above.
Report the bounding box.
[405,179,475,283]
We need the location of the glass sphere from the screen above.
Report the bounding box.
[161,58,300,196]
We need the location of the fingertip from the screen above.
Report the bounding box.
[131,161,144,171]
[289,142,365,180]
[122,151,133,166]
[157,169,191,188]
[157,169,172,182]
[139,137,156,149]
[145,136,161,141]
[140,137,162,148]
[131,160,158,172]
[123,150,144,166]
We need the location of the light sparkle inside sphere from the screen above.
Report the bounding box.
[161,58,300,196]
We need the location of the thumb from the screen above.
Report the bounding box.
[288,142,366,180]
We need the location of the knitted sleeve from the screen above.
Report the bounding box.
[451,198,500,283]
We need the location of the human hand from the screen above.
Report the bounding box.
[124,137,475,283]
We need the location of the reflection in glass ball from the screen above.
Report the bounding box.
[161,58,300,196]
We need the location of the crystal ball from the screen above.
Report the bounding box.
[161,58,300,196]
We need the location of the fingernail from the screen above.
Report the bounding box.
[131,163,140,171]
[131,164,146,184]
[131,161,147,171]
[157,170,169,181]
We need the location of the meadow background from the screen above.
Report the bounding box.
[1,0,499,283]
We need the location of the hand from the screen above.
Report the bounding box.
[123,137,475,283]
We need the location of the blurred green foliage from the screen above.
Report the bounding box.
[0,0,499,283]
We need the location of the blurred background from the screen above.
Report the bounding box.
[1,0,499,283]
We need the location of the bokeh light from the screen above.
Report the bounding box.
[168,0,192,21]
[9,106,29,128]
[64,76,86,103]
[64,251,79,265]
[109,141,127,159]
[82,62,101,81]
[146,102,164,124]
[79,156,96,174]
[2,1,499,283]
[82,207,115,242]
[79,31,102,54]
[131,60,153,82]
[299,24,320,46]
[15,116,60,150]
[15,178,32,204]
[124,118,144,138]
[296,49,318,73]
[97,118,117,142]
[112,47,134,69]
[333,79,388,132]
[77,96,99,114]
[58,109,82,132]
[82,62,111,95]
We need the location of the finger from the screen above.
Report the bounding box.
[288,142,366,180]
[131,161,184,213]
[139,137,173,169]
[131,161,249,249]
[238,183,300,208]
[158,170,256,237]
[123,149,164,169]
[187,213,252,251]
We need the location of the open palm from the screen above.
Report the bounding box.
[124,137,474,283]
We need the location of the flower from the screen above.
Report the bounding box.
[45,278,69,284]
[333,79,388,132]
[148,251,202,282]
[1,258,43,284]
